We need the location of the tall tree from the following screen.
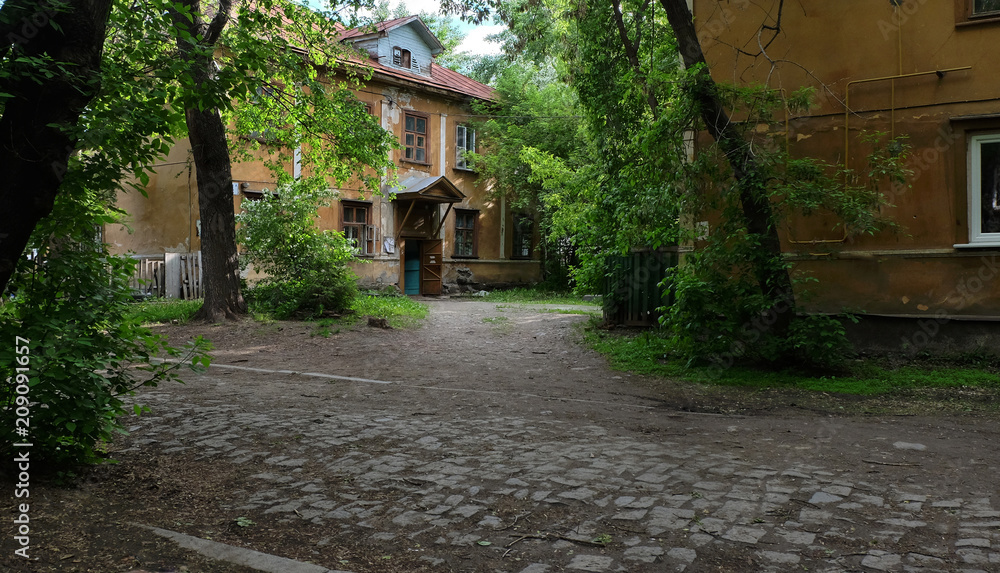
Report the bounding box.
[166,0,397,321]
[0,0,114,295]
[659,0,795,335]
[170,0,245,321]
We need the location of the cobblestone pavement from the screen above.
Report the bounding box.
[125,301,1000,572]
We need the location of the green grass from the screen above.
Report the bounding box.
[584,327,1000,397]
[311,295,429,334]
[126,298,202,325]
[350,294,428,327]
[478,287,599,306]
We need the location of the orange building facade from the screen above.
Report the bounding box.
[107,16,542,296]
[691,0,1000,327]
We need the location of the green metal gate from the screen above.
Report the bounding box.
[603,249,677,326]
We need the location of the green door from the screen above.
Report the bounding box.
[404,240,420,295]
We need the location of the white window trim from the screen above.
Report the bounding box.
[963,132,1000,247]
[455,125,476,171]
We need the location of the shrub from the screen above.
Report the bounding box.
[237,180,358,319]
[0,191,210,470]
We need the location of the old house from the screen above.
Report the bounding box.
[691,0,1000,346]
[107,15,542,297]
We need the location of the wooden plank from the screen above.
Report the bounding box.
[395,200,417,241]
[195,250,203,298]
[420,239,443,295]
[164,253,181,299]
[183,255,192,300]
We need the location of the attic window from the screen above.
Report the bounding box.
[392,46,411,68]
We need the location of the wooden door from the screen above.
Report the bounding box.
[420,239,443,295]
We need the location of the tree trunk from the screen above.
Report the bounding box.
[186,102,247,321]
[172,0,246,321]
[0,0,113,295]
[660,0,795,336]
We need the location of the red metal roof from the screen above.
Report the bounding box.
[365,57,495,102]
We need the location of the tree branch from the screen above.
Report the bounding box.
[609,0,659,119]
[204,0,232,46]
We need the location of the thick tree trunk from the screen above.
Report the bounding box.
[187,102,247,321]
[172,0,246,321]
[0,0,113,295]
[660,0,795,336]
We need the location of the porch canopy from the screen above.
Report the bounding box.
[391,175,465,239]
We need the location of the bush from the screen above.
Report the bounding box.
[237,180,358,319]
[0,192,210,470]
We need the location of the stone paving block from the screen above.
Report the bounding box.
[559,487,597,501]
[566,554,614,571]
[667,547,697,563]
[777,530,815,545]
[823,485,852,497]
[932,499,963,508]
[855,494,885,506]
[880,518,927,528]
[450,504,482,518]
[518,564,551,573]
[809,491,843,504]
[611,509,648,521]
[647,507,695,533]
[392,511,430,526]
[861,550,902,571]
[758,550,799,564]
[713,500,756,520]
[958,547,991,564]
[957,538,991,548]
[623,546,663,563]
[722,526,766,544]
[687,533,715,547]
[799,508,833,523]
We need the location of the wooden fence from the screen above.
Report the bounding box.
[602,249,678,327]
[130,252,202,299]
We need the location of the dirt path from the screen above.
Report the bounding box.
[3,299,999,572]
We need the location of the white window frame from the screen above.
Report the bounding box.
[456,125,476,170]
[965,132,1000,246]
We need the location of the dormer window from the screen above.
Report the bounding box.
[392,46,411,69]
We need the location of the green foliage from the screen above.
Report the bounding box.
[471,61,598,289]
[223,0,399,193]
[238,181,358,319]
[467,0,911,370]
[662,125,908,369]
[0,190,210,469]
